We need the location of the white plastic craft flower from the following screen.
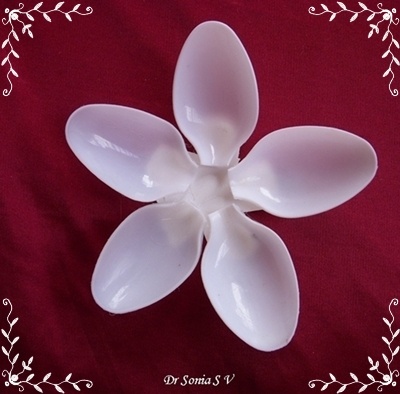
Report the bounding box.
[66,21,377,351]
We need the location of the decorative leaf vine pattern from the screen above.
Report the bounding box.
[309,2,400,96]
[1,2,93,96]
[1,298,93,392]
[309,298,399,393]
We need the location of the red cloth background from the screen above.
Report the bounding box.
[1,1,400,393]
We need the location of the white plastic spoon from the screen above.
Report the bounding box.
[173,21,259,167]
[201,205,299,351]
[66,104,197,202]
[229,126,378,218]
[92,201,205,313]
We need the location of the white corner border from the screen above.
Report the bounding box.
[309,2,400,96]
[1,2,93,97]
[1,298,93,393]
[309,298,399,392]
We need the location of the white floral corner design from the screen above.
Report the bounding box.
[309,298,399,392]
[309,2,400,96]
[1,2,93,96]
[1,298,93,392]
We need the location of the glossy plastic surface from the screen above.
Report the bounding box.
[173,21,259,167]
[66,104,197,202]
[92,201,205,313]
[229,126,378,218]
[202,205,299,351]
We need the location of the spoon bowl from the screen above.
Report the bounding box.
[92,201,205,313]
[229,126,378,218]
[66,104,197,202]
[173,21,259,167]
[201,205,299,351]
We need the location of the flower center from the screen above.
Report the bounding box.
[183,165,234,216]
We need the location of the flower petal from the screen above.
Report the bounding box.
[201,205,299,351]
[229,126,377,218]
[66,104,197,202]
[173,21,259,166]
[92,201,205,313]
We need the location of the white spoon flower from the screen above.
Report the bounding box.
[66,21,377,351]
